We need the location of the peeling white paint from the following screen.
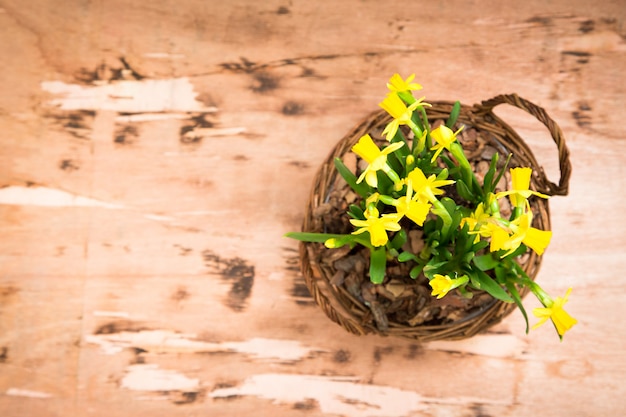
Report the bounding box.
[114,113,196,123]
[143,52,186,59]
[143,213,177,222]
[0,187,179,224]
[209,373,511,417]
[0,186,124,209]
[6,388,53,398]
[426,333,525,358]
[223,338,317,361]
[210,373,427,417]
[86,330,320,361]
[122,364,199,392]
[41,77,213,113]
[268,271,284,281]
[559,31,626,53]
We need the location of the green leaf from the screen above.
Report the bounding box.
[386,148,405,174]
[369,247,387,284]
[490,153,512,193]
[502,243,528,260]
[409,264,424,279]
[436,168,450,181]
[510,260,531,281]
[440,197,457,216]
[471,270,513,302]
[389,125,408,144]
[473,253,501,271]
[439,154,456,171]
[398,251,418,262]
[411,106,425,131]
[423,260,448,279]
[482,153,499,195]
[456,179,475,202]
[284,232,370,249]
[437,197,461,242]
[505,281,529,333]
[418,106,431,142]
[348,204,364,219]
[472,239,489,252]
[439,247,452,261]
[471,175,484,199]
[456,237,473,262]
[494,264,510,285]
[375,170,395,195]
[390,229,407,250]
[284,232,350,243]
[446,101,461,128]
[390,136,410,158]
[461,251,475,265]
[333,158,369,198]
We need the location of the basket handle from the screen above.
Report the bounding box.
[475,94,571,196]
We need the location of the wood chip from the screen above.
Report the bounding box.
[408,229,424,254]
[384,280,407,298]
[330,270,345,286]
[342,152,357,174]
[368,300,389,332]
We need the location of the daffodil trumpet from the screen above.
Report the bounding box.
[429,274,470,299]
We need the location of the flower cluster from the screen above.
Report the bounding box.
[287,74,576,339]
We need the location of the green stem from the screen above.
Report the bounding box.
[382,164,402,189]
[449,142,481,195]
[511,205,524,221]
[398,91,415,104]
[407,120,424,153]
[523,278,554,307]
[432,198,452,236]
[417,106,432,150]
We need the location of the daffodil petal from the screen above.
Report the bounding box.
[352,134,381,163]
[523,228,552,255]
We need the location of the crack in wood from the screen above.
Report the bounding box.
[202,250,255,312]
[195,48,425,79]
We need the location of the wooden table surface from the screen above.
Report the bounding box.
[1,1,625,416]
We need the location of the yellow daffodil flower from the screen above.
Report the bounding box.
[461,202,488,231]
[407,167,455,204]
[400,199,431,226]
[324,238,339,248]
[352,134,404,188]
[532,288,577,337]
[490,210,552,256]
[430,125,464,163]
[386,73,422,93]
[394,179,432,226]
[461,202,501,243]
[489,225,512,253]
[495,167,550,208]
[350,207,402,247]
[379,93,428,140]
[520,224,552,256]
[429,274,469,299]
[366,192,381,206]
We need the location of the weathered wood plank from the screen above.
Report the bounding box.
[1,1,626,416]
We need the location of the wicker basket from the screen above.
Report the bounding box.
[299,94,571,341]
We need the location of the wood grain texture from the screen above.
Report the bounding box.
[1,1,625,416]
